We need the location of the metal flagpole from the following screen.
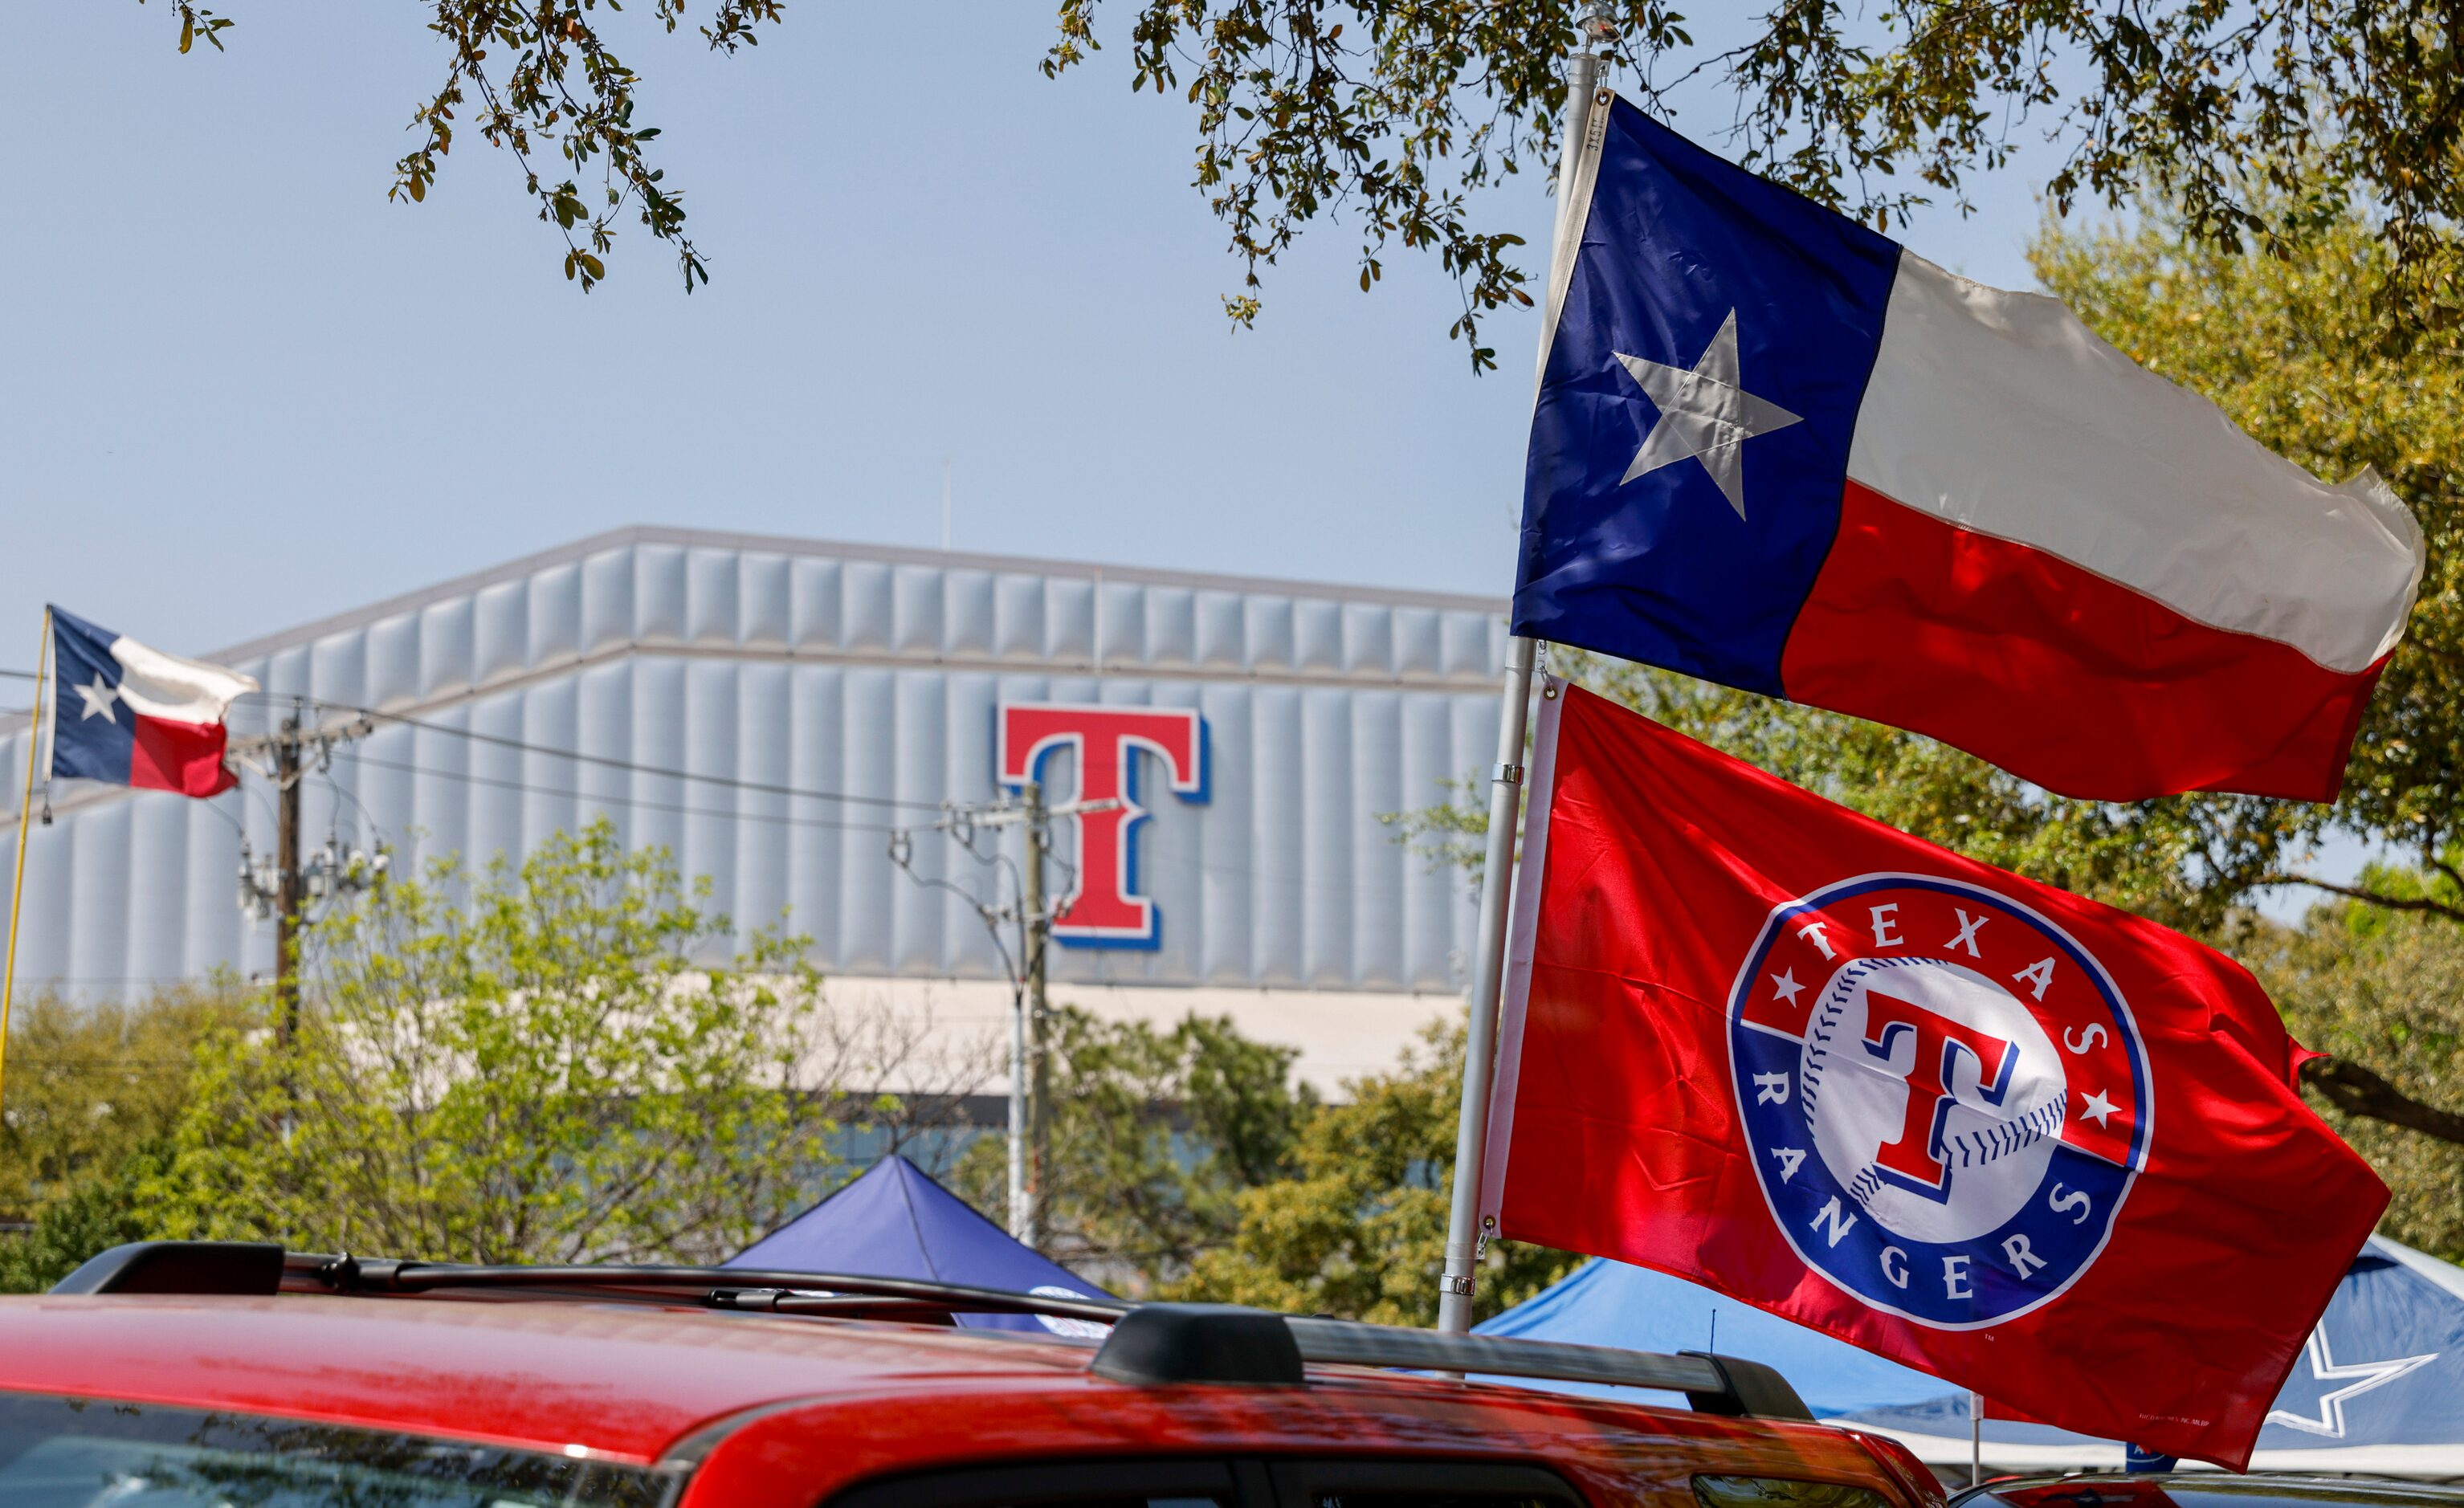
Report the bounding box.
[1970,1391,1984,1486]
[1435,5,1612,1337]
[0,609,53,1128]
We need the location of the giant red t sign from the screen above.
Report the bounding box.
[997,703,1207,948]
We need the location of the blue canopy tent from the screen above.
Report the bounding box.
[725,1154,1116,1336]
[1474,1254,1950,1419]
[1479,1237,2464,1476]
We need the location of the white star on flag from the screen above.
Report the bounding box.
[2078,1089,2119,1127]
[74,675,120,723]
[1769,968,1803,1005]
[1613,309,1804,520]
[2265,1323,2437,1437]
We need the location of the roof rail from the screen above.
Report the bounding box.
[284,1252,1132,1324]
[1091,1305,1813,1420]
[49,1241,1128,1324]
[53,1241,285,1297]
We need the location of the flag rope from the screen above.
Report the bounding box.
[0,609,51,1128]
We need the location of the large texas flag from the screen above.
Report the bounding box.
[47,606,255,797]
[1514,98,2425,802]
[1479,682,2388,1469]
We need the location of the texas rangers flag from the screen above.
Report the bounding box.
[1515,98,2424,802]
[47,606,255,797]
[1478,681,2389,1469]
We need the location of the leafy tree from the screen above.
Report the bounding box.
[145,0,789,291]
[1173,1021,1577,1325]
[145,3,2464,346]
[0,984,243,1224]
[955,1005,1318,1291]
[2257,891,2464,1258]
[0,1143,166,1294]
[1388,642,2307,940]
[147,820,838,1265]
[1050,2,2464,365]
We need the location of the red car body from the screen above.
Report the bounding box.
[0,1290,1946,1508]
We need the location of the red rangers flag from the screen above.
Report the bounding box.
[1478,681,2387,1469]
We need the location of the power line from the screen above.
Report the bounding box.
[339,753,909,838]
[243,691,953,816]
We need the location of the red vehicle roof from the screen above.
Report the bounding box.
[0,1292,1942,1508]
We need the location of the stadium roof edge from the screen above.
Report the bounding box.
[203,524,1511,668]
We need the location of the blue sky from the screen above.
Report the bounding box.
[2,6,2356,907]
[1,3,2053,661]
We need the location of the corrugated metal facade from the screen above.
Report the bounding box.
[1,528,1508,1001]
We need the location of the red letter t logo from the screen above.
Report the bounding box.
[997,703,1207,948]
[1860,988,2019,1198]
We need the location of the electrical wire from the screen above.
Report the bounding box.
[239,691,952,815]
[341,753,909,837]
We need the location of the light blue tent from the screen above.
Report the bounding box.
[1474,1254,1948,1418]
[1479,1237,2464,1476]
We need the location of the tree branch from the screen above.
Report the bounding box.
[2270,873,2464,925]
[2302,1055,2464,1147]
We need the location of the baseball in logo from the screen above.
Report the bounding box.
[1729,874,2151,1327]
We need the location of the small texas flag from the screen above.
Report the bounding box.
[47,606,255,797]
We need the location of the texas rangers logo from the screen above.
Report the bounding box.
[1730,874,2151,1327]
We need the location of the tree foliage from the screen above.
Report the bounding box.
[1173,1021,1577,1325]
[147,821,835,1264]
[147,1,2464,348]
[147,0,789,291]
[1050,1,2464,363]
[0,1144,165,1295]
[2259,892,2464,1257]
[1390,646,2309,935]
[0,985,242,1225]
[956,1006,1319,1289]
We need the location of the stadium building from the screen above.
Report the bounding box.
[0,527,1511,1094]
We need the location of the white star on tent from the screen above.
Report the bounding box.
[2265,1323,2437,1438]
[1770,968,1804,1005]
[73,675,120,723]
[1613,309,1804,520]
[2078,1088,2119,1127]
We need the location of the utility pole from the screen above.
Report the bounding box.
[273,703,303,1044]
[237,701,377,1044]
[884,781,1090,1249]
[1021,777,1050,1249]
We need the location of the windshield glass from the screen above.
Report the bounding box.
[0,1392,677,1508]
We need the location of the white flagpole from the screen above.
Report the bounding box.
[1435,4,1613,1337]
